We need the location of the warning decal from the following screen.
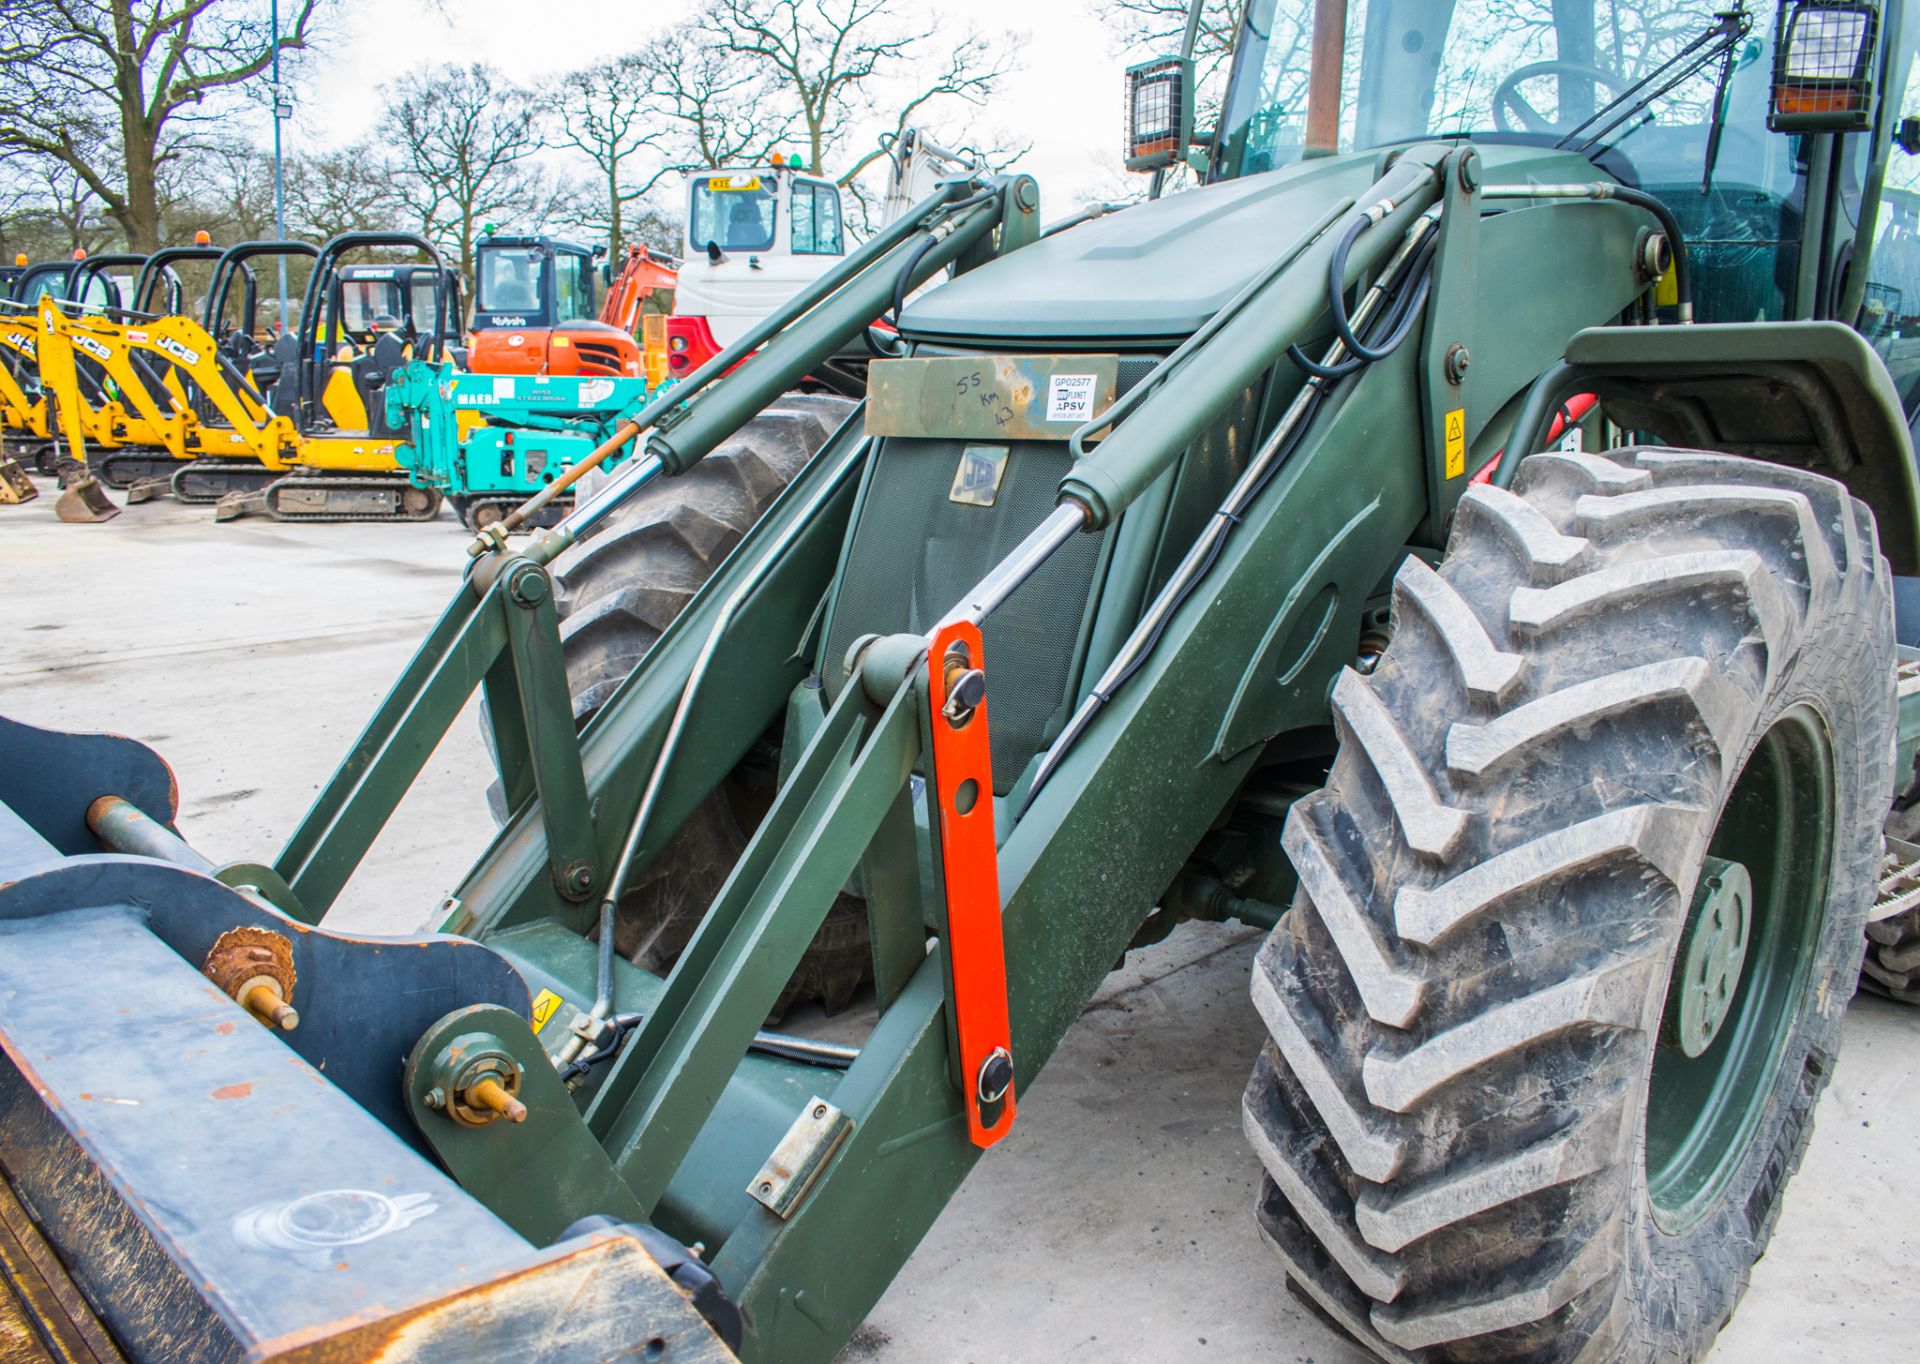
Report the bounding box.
[1444,407,1467,479]
[530,989,565,1034]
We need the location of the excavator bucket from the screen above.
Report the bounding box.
[212,489,266,522]
[124,476,169,506]
[53,475,118,523]
[0,457,35,504]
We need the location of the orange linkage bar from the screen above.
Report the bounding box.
[925,619,1016,1148]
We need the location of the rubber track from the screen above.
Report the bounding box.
[1243,446,1892,1362]
[261,476,444,523]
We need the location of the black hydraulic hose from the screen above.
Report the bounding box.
[1098,235,1438,706]
[1287,234,1438,380]
[864,184,1003,361]
[1606,184,1692,322]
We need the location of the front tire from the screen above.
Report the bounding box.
[1243,448,1892,1361]
[549,395,870,1013]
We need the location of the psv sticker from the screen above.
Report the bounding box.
[950,443,1010,507]
[1046,373,1097,423]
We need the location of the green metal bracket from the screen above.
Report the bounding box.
[275,582,511,919]
[1419,148,1482,529]
[274,551,594,919]
[587,677,922,1213]
[498,560,599,902]
[404,1003,647,1245]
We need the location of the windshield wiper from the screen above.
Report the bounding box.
[1557,7,1753,156]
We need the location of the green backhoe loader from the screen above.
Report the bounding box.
[6,1,1920,1360]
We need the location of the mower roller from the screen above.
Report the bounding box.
[10,2,1920,1360]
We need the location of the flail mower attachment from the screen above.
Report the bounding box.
[0,715,740,1362]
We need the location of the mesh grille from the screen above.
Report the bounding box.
[823,356,1158,791]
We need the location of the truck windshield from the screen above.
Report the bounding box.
[691,175,778,253]
[477,246,545,314]
[1215,0,1881,322]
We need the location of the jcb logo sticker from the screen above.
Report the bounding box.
[156,335,199,367]
[1444,407,1467,479]
[72,335,111,361]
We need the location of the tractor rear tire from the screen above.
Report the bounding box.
[547,395,870,1014]
[1242,448,1891,1362]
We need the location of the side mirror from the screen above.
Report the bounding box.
[1897,114,1920,154]
[1124,55,1194,173]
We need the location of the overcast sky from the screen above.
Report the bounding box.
[283,0,1148,217]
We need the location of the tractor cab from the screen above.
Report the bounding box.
[472,232,598,333]
[468,232,642,378]
[6,260,79,310]
[666,160,847,379]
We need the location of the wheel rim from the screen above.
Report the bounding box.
[1645,703,1835,1233]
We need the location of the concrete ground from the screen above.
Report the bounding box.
[3,482,1914,1363]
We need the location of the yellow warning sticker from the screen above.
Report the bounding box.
[1444,407,1467,479]
[531,989,565,1034]
[1655,261,1679,307]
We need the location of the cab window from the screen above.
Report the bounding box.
[555,254,591,320]
[340,279,402,334]
[1864,50,1920,417]
[792,181,845,255]
[478,247,544,313]
[691,175,777,252]
[410,277,441,333]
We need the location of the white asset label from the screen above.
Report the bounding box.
[1046,373,1097,423]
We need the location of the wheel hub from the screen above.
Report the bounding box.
[1668,856,1752,1057]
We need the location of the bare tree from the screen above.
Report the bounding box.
[630,23,800,172]
[543,48,768,259]
[697,0,1017,189]
[381,62,550,282]
[0,158,116,261]
[0,0,321,251]
[173,142,278,243]
[546,54,659,261]
[1101,0,1240,113]
[285,146,405,242]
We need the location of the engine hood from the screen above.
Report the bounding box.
[899,144,1607,345]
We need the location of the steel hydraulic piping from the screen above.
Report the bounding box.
[557,448,873,1071]
[1027,207,1442,806]
[1480,182,1693,322]
[1066,198,1354,461]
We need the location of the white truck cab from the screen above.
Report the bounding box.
[665,161,847,378]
